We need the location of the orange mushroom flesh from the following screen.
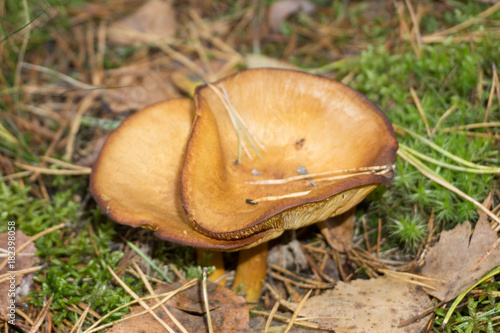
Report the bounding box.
[91,69,398,302]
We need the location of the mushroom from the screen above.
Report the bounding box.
[90,69,398,303]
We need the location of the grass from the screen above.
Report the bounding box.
[1,0,500,331]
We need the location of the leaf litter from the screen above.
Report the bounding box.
[108,279,249,333]
[0,231,40,318]
[418,194,500,302]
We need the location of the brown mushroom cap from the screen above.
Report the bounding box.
[90,99,281,250]
[181,69,398,240]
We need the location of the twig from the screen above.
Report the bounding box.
[202,267,214,333]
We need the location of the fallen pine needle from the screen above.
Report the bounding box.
[106,265,176,333]
[14,161,91,175]
[284,289,313,333]
[28,294,54,333]
[83,279,197,333]
[264,301,280,333]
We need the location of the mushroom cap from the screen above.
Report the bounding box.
[181,69,398,240]
[90,99,282,250]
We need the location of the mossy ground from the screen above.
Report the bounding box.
[1,0,500,331]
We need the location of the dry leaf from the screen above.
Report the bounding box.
[293,276,430,332]
[109,280,249,333]
[322,207,355,253]
[0,231,39,317]
[108,0,176,46]
[268,0,316,34]
[103,71,181,113]
[418,210,500,301]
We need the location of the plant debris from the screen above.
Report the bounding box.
[0,231,39,318]
[108,280,249,332]
[292,276,430,332]
[418,199,500,301]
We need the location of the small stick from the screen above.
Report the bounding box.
[202,267,214,333]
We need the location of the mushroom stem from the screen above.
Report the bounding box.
[197,249,226,286]
[233,242,268,303]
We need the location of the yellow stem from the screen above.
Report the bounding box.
[233,242,268,303]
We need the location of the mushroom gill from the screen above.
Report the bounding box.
[181,69,398,241]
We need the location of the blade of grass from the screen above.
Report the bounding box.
[441,266,500,328]
[125,241,171,282]
[400,144,500,173]
[397,149,500,228]
[394,124,499,171]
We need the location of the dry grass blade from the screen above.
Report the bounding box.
[69,303,91,333]
[21,62,96,90]
[264,301,280,333]
[403,0,422,58]
[28,294,54,333]
[65,92,98,161]
[83,280,197,333]
[0,170,32,181]
[248,190,312,204]
[40,156,89,170]
[380,269,446,290]
[428,1,500,37]
[14,162,91,175]
[410,87,431,137]
[0,265,43,283]
[431,105,457,135]
[270,264,333,288]
[247,164,394,185]
[250,310,320,329]
[283,289,312,333]
[397,149,500,228]
[484,66,498,122]
[106,265,176,333]
[131,262,188,333]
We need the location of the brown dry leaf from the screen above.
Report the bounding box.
[322,207,355,253]
[418,205,500,301]
[109,280,249,333]
[268,0,316,34]
[0,231,39,317]
[102,71,181,113]
[108,0,176,46]
[292,276,430,332]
